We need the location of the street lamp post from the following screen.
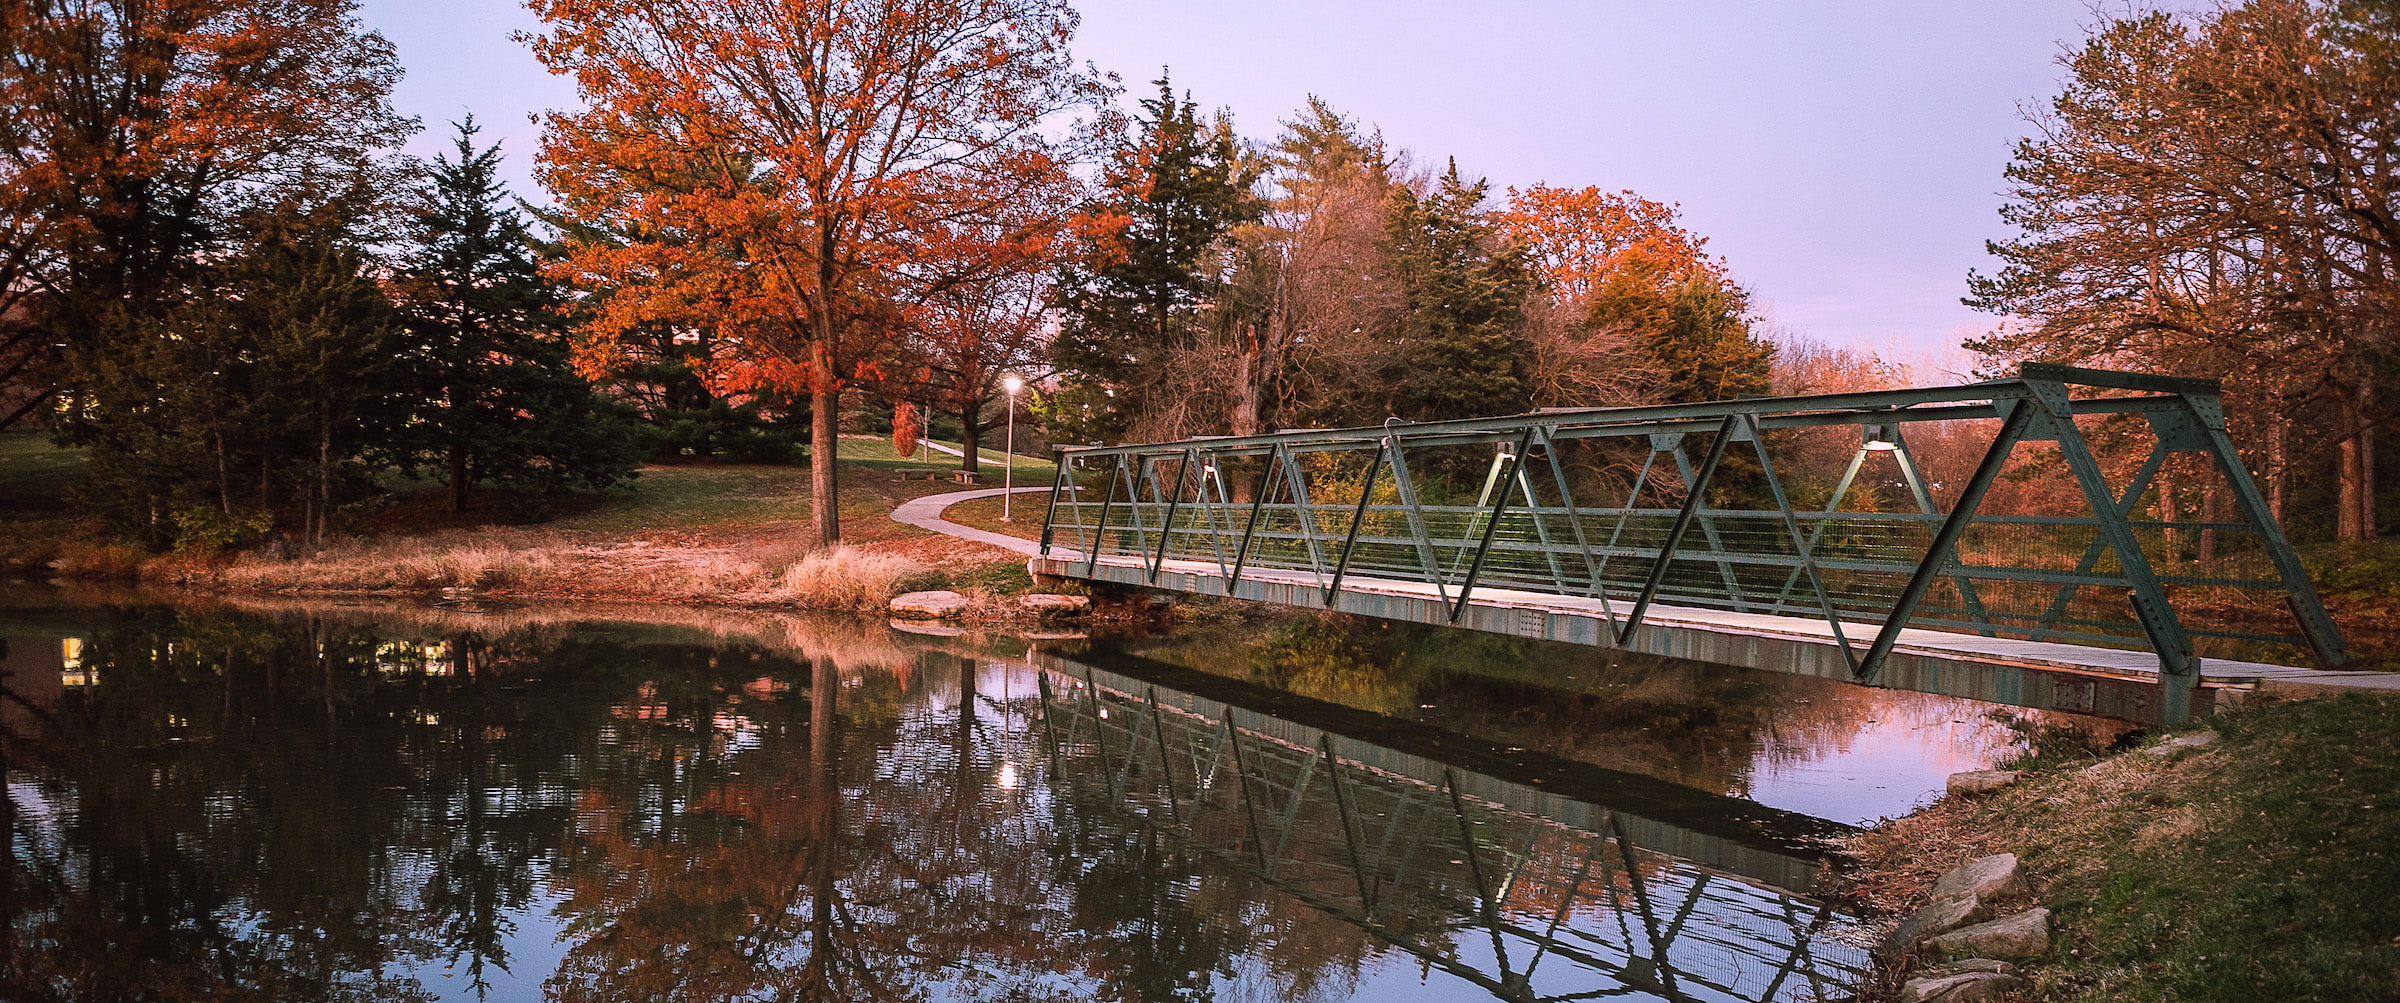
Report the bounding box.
[1002,376,1023,521]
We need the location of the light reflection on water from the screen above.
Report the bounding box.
[0,596,2110,1001]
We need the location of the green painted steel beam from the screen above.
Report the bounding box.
[1040,364,2351,722]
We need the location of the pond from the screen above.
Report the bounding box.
[0,589,2119,1001]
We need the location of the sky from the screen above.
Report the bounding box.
[353,0,2172,358]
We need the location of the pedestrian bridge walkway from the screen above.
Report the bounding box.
[1028,365,2379,724]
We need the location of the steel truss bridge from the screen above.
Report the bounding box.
[1036,650,1868,1003]
[1034,364,2352,725]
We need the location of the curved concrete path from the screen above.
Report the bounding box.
[891,486,1050,556]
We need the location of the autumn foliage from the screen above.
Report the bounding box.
[525,0,1106,546]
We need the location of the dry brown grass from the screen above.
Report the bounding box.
[744,545,926,613]
[46,539,148,580]
[187,529,961,614]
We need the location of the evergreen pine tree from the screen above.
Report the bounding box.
[401,119,640,513]
[1050,75,1263,442]
[56,181,406,547]
[1369,161,1532,423]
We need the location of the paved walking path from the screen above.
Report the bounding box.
[891,486,1050,556]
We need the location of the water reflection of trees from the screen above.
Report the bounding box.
[0,600,1865,1002]
[0,604,1367,1001]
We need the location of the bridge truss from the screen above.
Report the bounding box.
[1039,365,2350,723]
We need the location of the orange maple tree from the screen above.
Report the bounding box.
[0,0,411,313]
[1494,183,1713,302]
[525,0,1107,546]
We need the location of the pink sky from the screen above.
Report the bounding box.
[355,0,2200,357]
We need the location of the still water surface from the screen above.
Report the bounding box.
[0,593,2109,1002]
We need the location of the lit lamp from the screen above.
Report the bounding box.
[1002,375,1023,521]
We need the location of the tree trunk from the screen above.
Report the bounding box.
[2157,462,2178,558]
[2360,384,2377,539]
[447,448,469,514]
[2200,480,2219,564]
[810,341,840,548]
[317,415,332,546]
[959,404,983,476]
[214,432,232,517]
[810,228,843,548]
[2339,389,2374,542]
[446,375,471,512]
[1229,327,1263,437]
[2267,418,2287,526]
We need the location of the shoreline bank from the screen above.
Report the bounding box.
[1836,692,2400,1002]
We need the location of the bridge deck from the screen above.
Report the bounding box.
[1036,549,2400,724]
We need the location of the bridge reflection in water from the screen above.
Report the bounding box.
[1035,650,1869,1003]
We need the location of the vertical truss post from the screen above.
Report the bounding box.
[1618,416,1739,646]
[1277,443,1330,588]
[1191,449,1234,580]
[1859,398,2033,682]
[1079,667,1116,795]
[1148,452,1193,584]
[1134,454,1171,575]
[1266,752,1320,865]
[1228,450,1282,588]
[1038,449,1070,558]
[1115,456,1154,570]
[2186,392,2351,667]
[1592,442,1667,606]
[1083,455,1125,578]
[1323,440,1390,606]
[1608,813,1679,996]
[1523,835,1609,973]
[1742,414,1858,673]
[1322,735,1379,912]
[1382,427,1451,605]
[1445,769,1515,980]
[1221,712,1271,869]
[1451,428,1537,623]
[2029,379,2201,723]
[1145,688,1184,829]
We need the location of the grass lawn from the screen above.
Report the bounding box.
[840,433,1057,478]
[1851,693,2400,1002]
[939,493,1048,540]
[541,435,1054,539]
[0,431,90,569]
[0,430,84,514]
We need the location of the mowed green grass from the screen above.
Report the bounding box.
[0,429,1056,541]
[0,430,86,515]
[528,435,1056,537]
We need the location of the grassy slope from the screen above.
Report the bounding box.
[1849,693,2400,1002]
[0,431,87,567]
[0,431,1055,579]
